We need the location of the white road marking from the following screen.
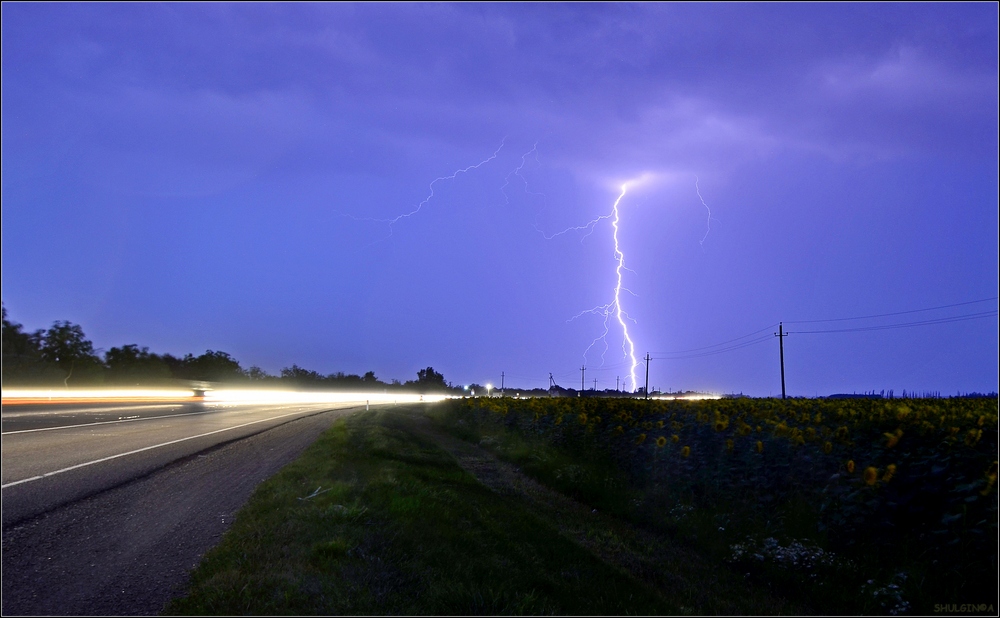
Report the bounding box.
[1,406,345,489]
[1,409,213,435]
[0,403,185,417]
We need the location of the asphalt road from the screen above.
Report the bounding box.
[1,400,368,615]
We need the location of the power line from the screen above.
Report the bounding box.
[652,334,774,360]
[501,298,996,391]
[650,323,778,356]
[784,297,998,325]
[788,310,998,334]
[646,298,997,361]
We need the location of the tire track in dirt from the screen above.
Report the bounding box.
[408,411,803,615]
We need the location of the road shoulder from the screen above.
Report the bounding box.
[1,407,353,616]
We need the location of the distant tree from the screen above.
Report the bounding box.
[247,365,275,381]
[327,371,371,389]
[1,304,53,383]
[180,350,247,383]
[39,320,104,385]
[281,364,324,384]
[409,366,447,392]
[160,353,188,380]
[2,305,39,359]
[362,370,378,384]
[104,344,171,384]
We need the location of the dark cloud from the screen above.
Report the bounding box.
[2,3,996,393]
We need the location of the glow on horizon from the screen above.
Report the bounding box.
[652,393,723,401]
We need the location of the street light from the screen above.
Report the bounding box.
[486,383,493,397]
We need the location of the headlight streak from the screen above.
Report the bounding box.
[202,390,452,405]
[1,388,452,406]
[1,389,198,405]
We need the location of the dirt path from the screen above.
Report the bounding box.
[1,407,355,616]
[409,412,803,615]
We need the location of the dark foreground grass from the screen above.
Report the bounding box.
[164,406,679,615]
[432,398,999,616]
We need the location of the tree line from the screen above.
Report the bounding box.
[1,305,451,392]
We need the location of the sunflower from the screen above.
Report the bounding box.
[881,464,897,483]
[965,428,983,447]
[671,434,680,443]
[681,446,691,458]
[822,441,833,454]
[982,473,998,496]
[755,441,764,454]
[656,436,667,448]
[726,439,734,452]
[846,460,856,474]
[635,433,647,445]
[863,466,879,486]
[884,432,900,448]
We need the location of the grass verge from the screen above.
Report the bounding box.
[165,405,679,615]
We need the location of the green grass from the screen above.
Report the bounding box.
[432,397,1000,616]
[165,406,685,615]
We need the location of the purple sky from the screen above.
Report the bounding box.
[3,3,998,395]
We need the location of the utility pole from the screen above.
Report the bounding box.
[501,371,505,396]
[644,353,651,399]
[581,366,586,392]
[593,378,598,391]
[616,376,620,392]
[775,322,787,399]
[549,373,555,389]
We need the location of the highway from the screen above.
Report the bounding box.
[1,398,368,525]
[0,396,378,615]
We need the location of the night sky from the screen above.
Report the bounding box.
[2,3,997,396]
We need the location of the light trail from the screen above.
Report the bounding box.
[1,388,452,407]
[1,388,198,405]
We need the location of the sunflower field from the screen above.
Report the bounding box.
[444,395,998,614]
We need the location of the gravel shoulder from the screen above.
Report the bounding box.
[1,406,358,616]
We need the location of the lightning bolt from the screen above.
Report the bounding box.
[501,142,542,206]
[562,182,641,391]
[695,175,712,248]
[609,183,640,391]
[338,138,506,241]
